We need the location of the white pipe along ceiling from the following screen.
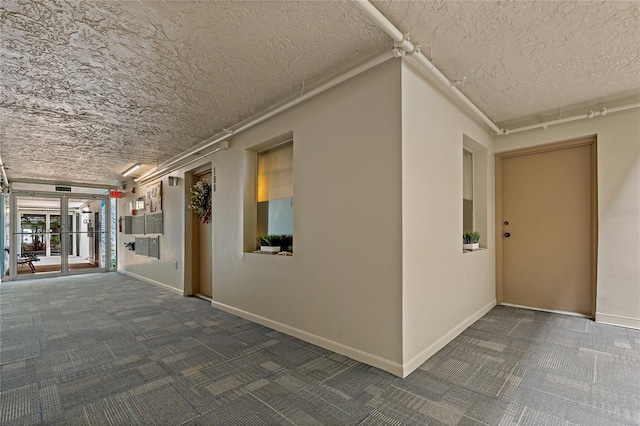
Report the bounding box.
[140,0,506,187]
[136,50,395,184]
[135,0,640,183]
[505,102,640,135]
[354,0,640,137]
[1,1,639,188]
[354,0,504,135]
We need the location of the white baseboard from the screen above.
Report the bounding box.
[118,270,184,296]
[401,299,496,378]
[595,312,640,330]
[211,301,404,377]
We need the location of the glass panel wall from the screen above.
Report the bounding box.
[1,193,8,278]
[14,196,61,275]
[110,198,116,270]
[68,198,104,272]
[8,192,110,279]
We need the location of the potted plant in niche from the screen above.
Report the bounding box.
[280,234,293,253]
[258,234,281,253]
[257,234,293,253]
[463,231,480,250]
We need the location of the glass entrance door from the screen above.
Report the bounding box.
[68,198,107,272]
[9,193,111,279]
[14,196,62,276]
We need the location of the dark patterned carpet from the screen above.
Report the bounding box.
[1,273,638,425]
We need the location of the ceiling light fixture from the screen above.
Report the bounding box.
[121,164,140,177]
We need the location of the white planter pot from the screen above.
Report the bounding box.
[260,246,281,253]
[463,243,479,250]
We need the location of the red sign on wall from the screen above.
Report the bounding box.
[110,191,123,198]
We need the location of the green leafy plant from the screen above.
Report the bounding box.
[463,231,480,244]
[21,215,46,252]
[257,235,275,247]
[189,181,212,224]
[50,235,61,249]
[257,234,293,248]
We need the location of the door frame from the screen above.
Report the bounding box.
[495,136,598,316]
[183,163,213,297]
[8,190,111,280]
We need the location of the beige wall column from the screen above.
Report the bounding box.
[400,59,496,376]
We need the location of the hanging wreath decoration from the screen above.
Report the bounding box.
[189,181,212,224]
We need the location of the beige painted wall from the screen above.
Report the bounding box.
[119,59,405,373]
[400,60,496,375]
[118,174,187,293]
[494,107,640,329]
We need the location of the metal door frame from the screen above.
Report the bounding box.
[495,136,598,316]
[8,190,111,280]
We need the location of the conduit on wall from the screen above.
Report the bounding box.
[135,50,395,185]
[354,0,640,137]
[353,0,503,135]
[505,103,640,135]
[136,140,229,186]
[135,0,640,186]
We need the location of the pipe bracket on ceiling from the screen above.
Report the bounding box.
[354,0,504,135]
[392,33,416,57]
[451,77,467,87]
[502,103,640,135]
[405,43,420,57]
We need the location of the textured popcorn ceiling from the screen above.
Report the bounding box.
[0,0,388,185]
[372,0,640,126]
[1,1,639,186]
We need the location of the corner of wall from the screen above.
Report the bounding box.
[401,299,496,377]
[399,57,496,375]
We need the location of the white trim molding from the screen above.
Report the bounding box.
[211,300,405,377]
[402,300,496,378]
[595,312,640,330]
[118,270,184,296]
[135,50,394,185]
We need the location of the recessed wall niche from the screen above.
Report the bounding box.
[462,134,488,249]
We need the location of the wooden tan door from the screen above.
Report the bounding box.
[193,171,212,298]
[499,140,595,316]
